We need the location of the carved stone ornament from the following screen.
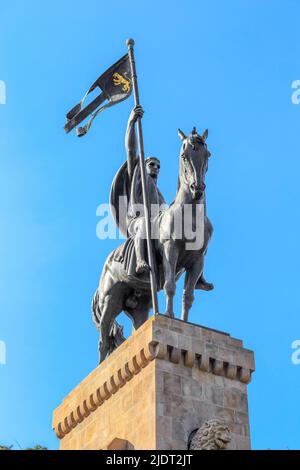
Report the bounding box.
[188,418,231,450]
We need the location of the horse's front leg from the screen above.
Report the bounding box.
[182,257,204,322]
[163,240,178,318]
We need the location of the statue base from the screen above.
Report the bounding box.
[52,314,255,450]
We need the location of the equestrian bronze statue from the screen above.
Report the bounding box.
[64,39,214,363]
[92,105,214,362]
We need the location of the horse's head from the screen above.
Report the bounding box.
[178,127,211,200]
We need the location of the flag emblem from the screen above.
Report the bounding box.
[112,72,131,93]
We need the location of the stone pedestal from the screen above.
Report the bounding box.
[52,315,255,450]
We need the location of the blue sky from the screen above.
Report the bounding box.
[0,0,300,450]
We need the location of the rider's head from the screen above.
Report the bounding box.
[145,157,160,180]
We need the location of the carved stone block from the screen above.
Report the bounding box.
[53,314,254,450]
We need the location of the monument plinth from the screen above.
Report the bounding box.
[52,315,254,450]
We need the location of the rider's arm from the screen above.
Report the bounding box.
[125,105,144,181]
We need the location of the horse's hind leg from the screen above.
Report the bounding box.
[98,294,122,363]
[99,328,109,364]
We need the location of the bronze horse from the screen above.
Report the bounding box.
[92,127,213,362]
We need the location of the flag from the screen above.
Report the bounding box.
[64,54,132,137]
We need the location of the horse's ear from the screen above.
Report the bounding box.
[178,128,186,141]
[202,129,208,142]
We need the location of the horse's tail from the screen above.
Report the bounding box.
[92,289,126,356]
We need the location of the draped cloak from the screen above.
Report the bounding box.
[109,159,166,285]
[110,159,166,236]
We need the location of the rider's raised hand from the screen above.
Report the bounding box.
[130,105,144,123]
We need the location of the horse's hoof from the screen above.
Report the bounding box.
[164,311,175,319]
[196,280,214,291]
[203,282,214,291]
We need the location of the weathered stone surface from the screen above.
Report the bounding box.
[204,385,224,406]
[53,314,254,450]
[224,387,248,413]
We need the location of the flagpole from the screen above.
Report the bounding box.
[126,38,159,316]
